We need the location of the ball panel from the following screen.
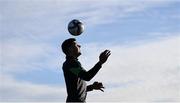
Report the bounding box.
[68,27,78,36]
[68,19,84,36]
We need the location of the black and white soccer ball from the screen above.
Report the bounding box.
[68,19,84,36]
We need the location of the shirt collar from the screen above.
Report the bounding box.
[66,56,78,60]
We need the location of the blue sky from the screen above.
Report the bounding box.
[0,0,180,102]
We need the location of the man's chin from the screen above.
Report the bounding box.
[77,52,81,57]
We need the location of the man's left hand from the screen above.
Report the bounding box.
[92,81,105,92]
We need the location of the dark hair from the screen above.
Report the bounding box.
[61,38,76,55]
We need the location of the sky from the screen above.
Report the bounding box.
[0,0,180,102]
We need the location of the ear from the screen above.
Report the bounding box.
[68,46,73,54]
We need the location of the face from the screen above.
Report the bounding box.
[69,41,81,57]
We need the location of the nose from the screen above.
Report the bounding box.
[78,45,81,48]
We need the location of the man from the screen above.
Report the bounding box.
[61,38,111,102]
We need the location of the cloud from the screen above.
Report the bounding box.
[1,34,179,102]
[0,73,66,102]
[1,0,176,27]
[81,35,180,102]
[1,0,178,73]
[65,0,177,26]
[1,37,61,73]
[1,0,180,102]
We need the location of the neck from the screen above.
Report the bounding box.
[66,55,77,60]
[66,53,81,59]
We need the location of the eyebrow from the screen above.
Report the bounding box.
[71,41,77,46]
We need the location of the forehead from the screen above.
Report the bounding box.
[72,41,78,45]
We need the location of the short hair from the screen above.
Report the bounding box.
[61,38,76,55]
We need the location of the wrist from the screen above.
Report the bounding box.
[98,61,103,65]
[87,85,94,92]
[90,84,94,91]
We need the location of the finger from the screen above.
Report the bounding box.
[98,82,102,85]
[103,50,109,55]
[98,83,105,88]
[107,52,111,57]
[99,88,104,92]
[104,50,108,53]
[104,53,111,59]
[94,81,98,84]
[105,50,111,55]
[101,86,105,89]
[107,50,111,54]
[105,50,110,54]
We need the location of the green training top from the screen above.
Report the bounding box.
[62,56,102,102]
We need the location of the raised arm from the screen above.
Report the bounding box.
[69,50,111,81]
[78,50,111,81]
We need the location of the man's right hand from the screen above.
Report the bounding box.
[99,50,111,65]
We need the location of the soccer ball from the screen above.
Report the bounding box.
[68,19,84,36]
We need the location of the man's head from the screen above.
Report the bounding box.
[61,38,81,57]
